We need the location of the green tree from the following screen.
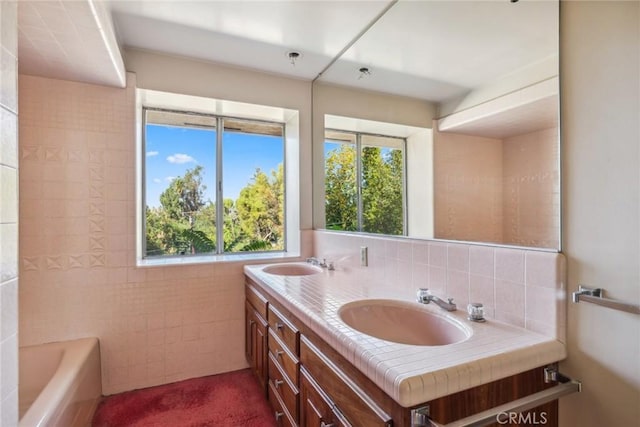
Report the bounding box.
[147,166,216,255]
[324,144,404,236]
[236,165,284,250]
[362,147,404,235]
[146,163,286,257]
[160,165,207,223]
[324,144,357,231]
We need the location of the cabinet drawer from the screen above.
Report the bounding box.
[268,353,299,422]
[300,337,392,427]
[268,305,300,355]
[269,328,300,385]
[301,367,351,427]
[246,283,268,320]
[268,380,297,427]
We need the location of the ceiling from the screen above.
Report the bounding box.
[17,0,558,111]
[18,0,125,87]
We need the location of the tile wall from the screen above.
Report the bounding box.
[17,73,298,395]
[314,230,566,342]
[0,1,18,425]
[503,127,560,248]
[433,125,559,249]
[433,128,504,243]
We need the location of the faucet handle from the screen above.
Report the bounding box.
[448,298,455,304]
[416,288,431,303]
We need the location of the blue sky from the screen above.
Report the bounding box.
[145,124,283,208]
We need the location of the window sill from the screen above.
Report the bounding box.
[137,251,302,268]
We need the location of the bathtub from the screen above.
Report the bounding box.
[19,338,102,427]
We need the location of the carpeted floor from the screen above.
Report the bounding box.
[92,369,278,427]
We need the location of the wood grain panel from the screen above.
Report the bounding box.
[268,304,300,355]
[300,367,351,427]
[245,301,268,393]
[424,367,558,426]
[301,336,393,427]
[269,328,300,385]
[269,380,297,427]
[269,352,300,422]
[246,283,268,319]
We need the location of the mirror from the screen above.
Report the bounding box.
[312,0,559,250]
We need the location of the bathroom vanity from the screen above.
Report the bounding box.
[244,263,567,426]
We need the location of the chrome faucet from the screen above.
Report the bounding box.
[306,257,335,271]
[416,288,457,311]
[306,257,320,266]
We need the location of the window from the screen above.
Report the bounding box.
[143,107,285,258]
[324,129,406,235]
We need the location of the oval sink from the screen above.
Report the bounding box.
[338,299,471,346]
[262,263,323,276]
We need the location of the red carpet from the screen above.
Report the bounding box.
[92,369,277,427]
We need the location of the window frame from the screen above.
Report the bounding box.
[142,106,287,259]
[324,128,408,236]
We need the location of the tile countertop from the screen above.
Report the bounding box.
[244,263,567,407]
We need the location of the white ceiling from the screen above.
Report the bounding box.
[108,0,394,80]
[17,0,559,129]
[319,0,559,102]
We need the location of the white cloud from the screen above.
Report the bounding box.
[167,153,195,164]
[165,176,176,182]
[153,178,162,184]
[146,151,159,157]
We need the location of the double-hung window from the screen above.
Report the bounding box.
[324,129,406,236]
[143,107,285,258]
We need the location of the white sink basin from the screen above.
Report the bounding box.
[262,263,323,276]
[338,299,471,346]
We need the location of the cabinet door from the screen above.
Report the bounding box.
[245,301,255,364]
[254,310,268,391]
[300,368,350,427]
[245,301,268,392]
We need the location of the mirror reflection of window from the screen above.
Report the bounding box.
[324,130,357,232]
[324,130,406,236]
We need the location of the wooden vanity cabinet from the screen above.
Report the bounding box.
[245,277,559,427]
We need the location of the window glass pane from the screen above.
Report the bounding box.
[144,110,217,256]
[222,119,285,252]
[324,131,357,231]
[361,134,404,235]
